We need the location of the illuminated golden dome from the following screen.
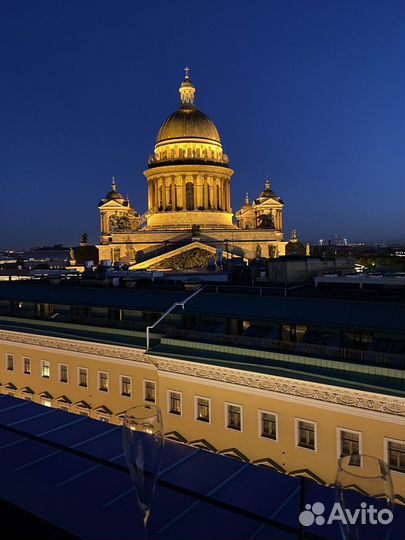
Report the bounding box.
[156,68,221,144]
[157,104,220,143]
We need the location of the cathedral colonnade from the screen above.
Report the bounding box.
[146,172,231,213]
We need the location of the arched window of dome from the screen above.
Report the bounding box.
[186,182,194,210]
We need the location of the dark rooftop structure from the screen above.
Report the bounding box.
[0,280,404,399]
[1,396,404,540]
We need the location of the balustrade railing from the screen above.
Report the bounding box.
[165,328,405,369]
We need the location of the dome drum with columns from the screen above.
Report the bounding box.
[144,69,234,230]
[97,69,289,268]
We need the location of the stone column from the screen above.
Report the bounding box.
[227,180,231,211]
[213,177,217,210]
[153,180,157,210]
[171,176,176,210]
[182,175,186,210]
[147,181,152,210]
[162,177,166,211]
[203,176,208,209]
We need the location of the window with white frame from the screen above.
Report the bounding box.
[78,367,88,387]
[23,357,31,375]
[226,403,242,431]
[6,354,14,371]
[144,380,156,403]
[386,440,405,473]
[41,360,50,379]
[259,411,277,440]
[339,429,361,466]
[120,376,132,397]
[196,397,210,423]
[59,364,68,383]
[98,371,109,392]
[168,391,182,415]
[296,419,316,450]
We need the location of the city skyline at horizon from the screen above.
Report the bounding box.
[1,0,404,249]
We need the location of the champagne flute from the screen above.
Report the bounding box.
[123,405,164,539]
[335,455,394,540]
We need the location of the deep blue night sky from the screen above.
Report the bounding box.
[1,0,403,249]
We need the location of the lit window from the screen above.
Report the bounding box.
[121,376,132,397]
[78,367,88,387]
[41,360,50,379]
[297,420,316,450]
[6,354,14,371]
[144,380,156,403]
[98,371,109,392]
[340,430,361,466]
[23,357,31,375]
[59,364,68,383]
[168,391,181,415]
[226,403,242,431]
[387,440,405,473]
[260,411,277,440]
[196,397,210,423]
[98,415,110,423]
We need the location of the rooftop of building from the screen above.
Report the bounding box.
[0,281,403,332]
[0,396,403,540]
[0,281,403,398]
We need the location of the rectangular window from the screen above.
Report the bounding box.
[259,411,278,440]
[120,375,132,397]
[41,360,50,379]
[144,380,156,403]
[339,429,361,466]
[98,371,109,392]
[196,397,210,423]
[226,403,242,431]
[78,367,88,387]
[168,391,182,415]
[98,415,110,423]
[6,354,14,371]
[23,357,31,375]
[59,364,68,383]
[387,440,405,473]
[60,405,70,412]
[296,419,316,450]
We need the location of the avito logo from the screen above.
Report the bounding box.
[299,501,393,527]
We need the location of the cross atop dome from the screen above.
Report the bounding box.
[179,66,196,105]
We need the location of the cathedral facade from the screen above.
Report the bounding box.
[97,70,286,269]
